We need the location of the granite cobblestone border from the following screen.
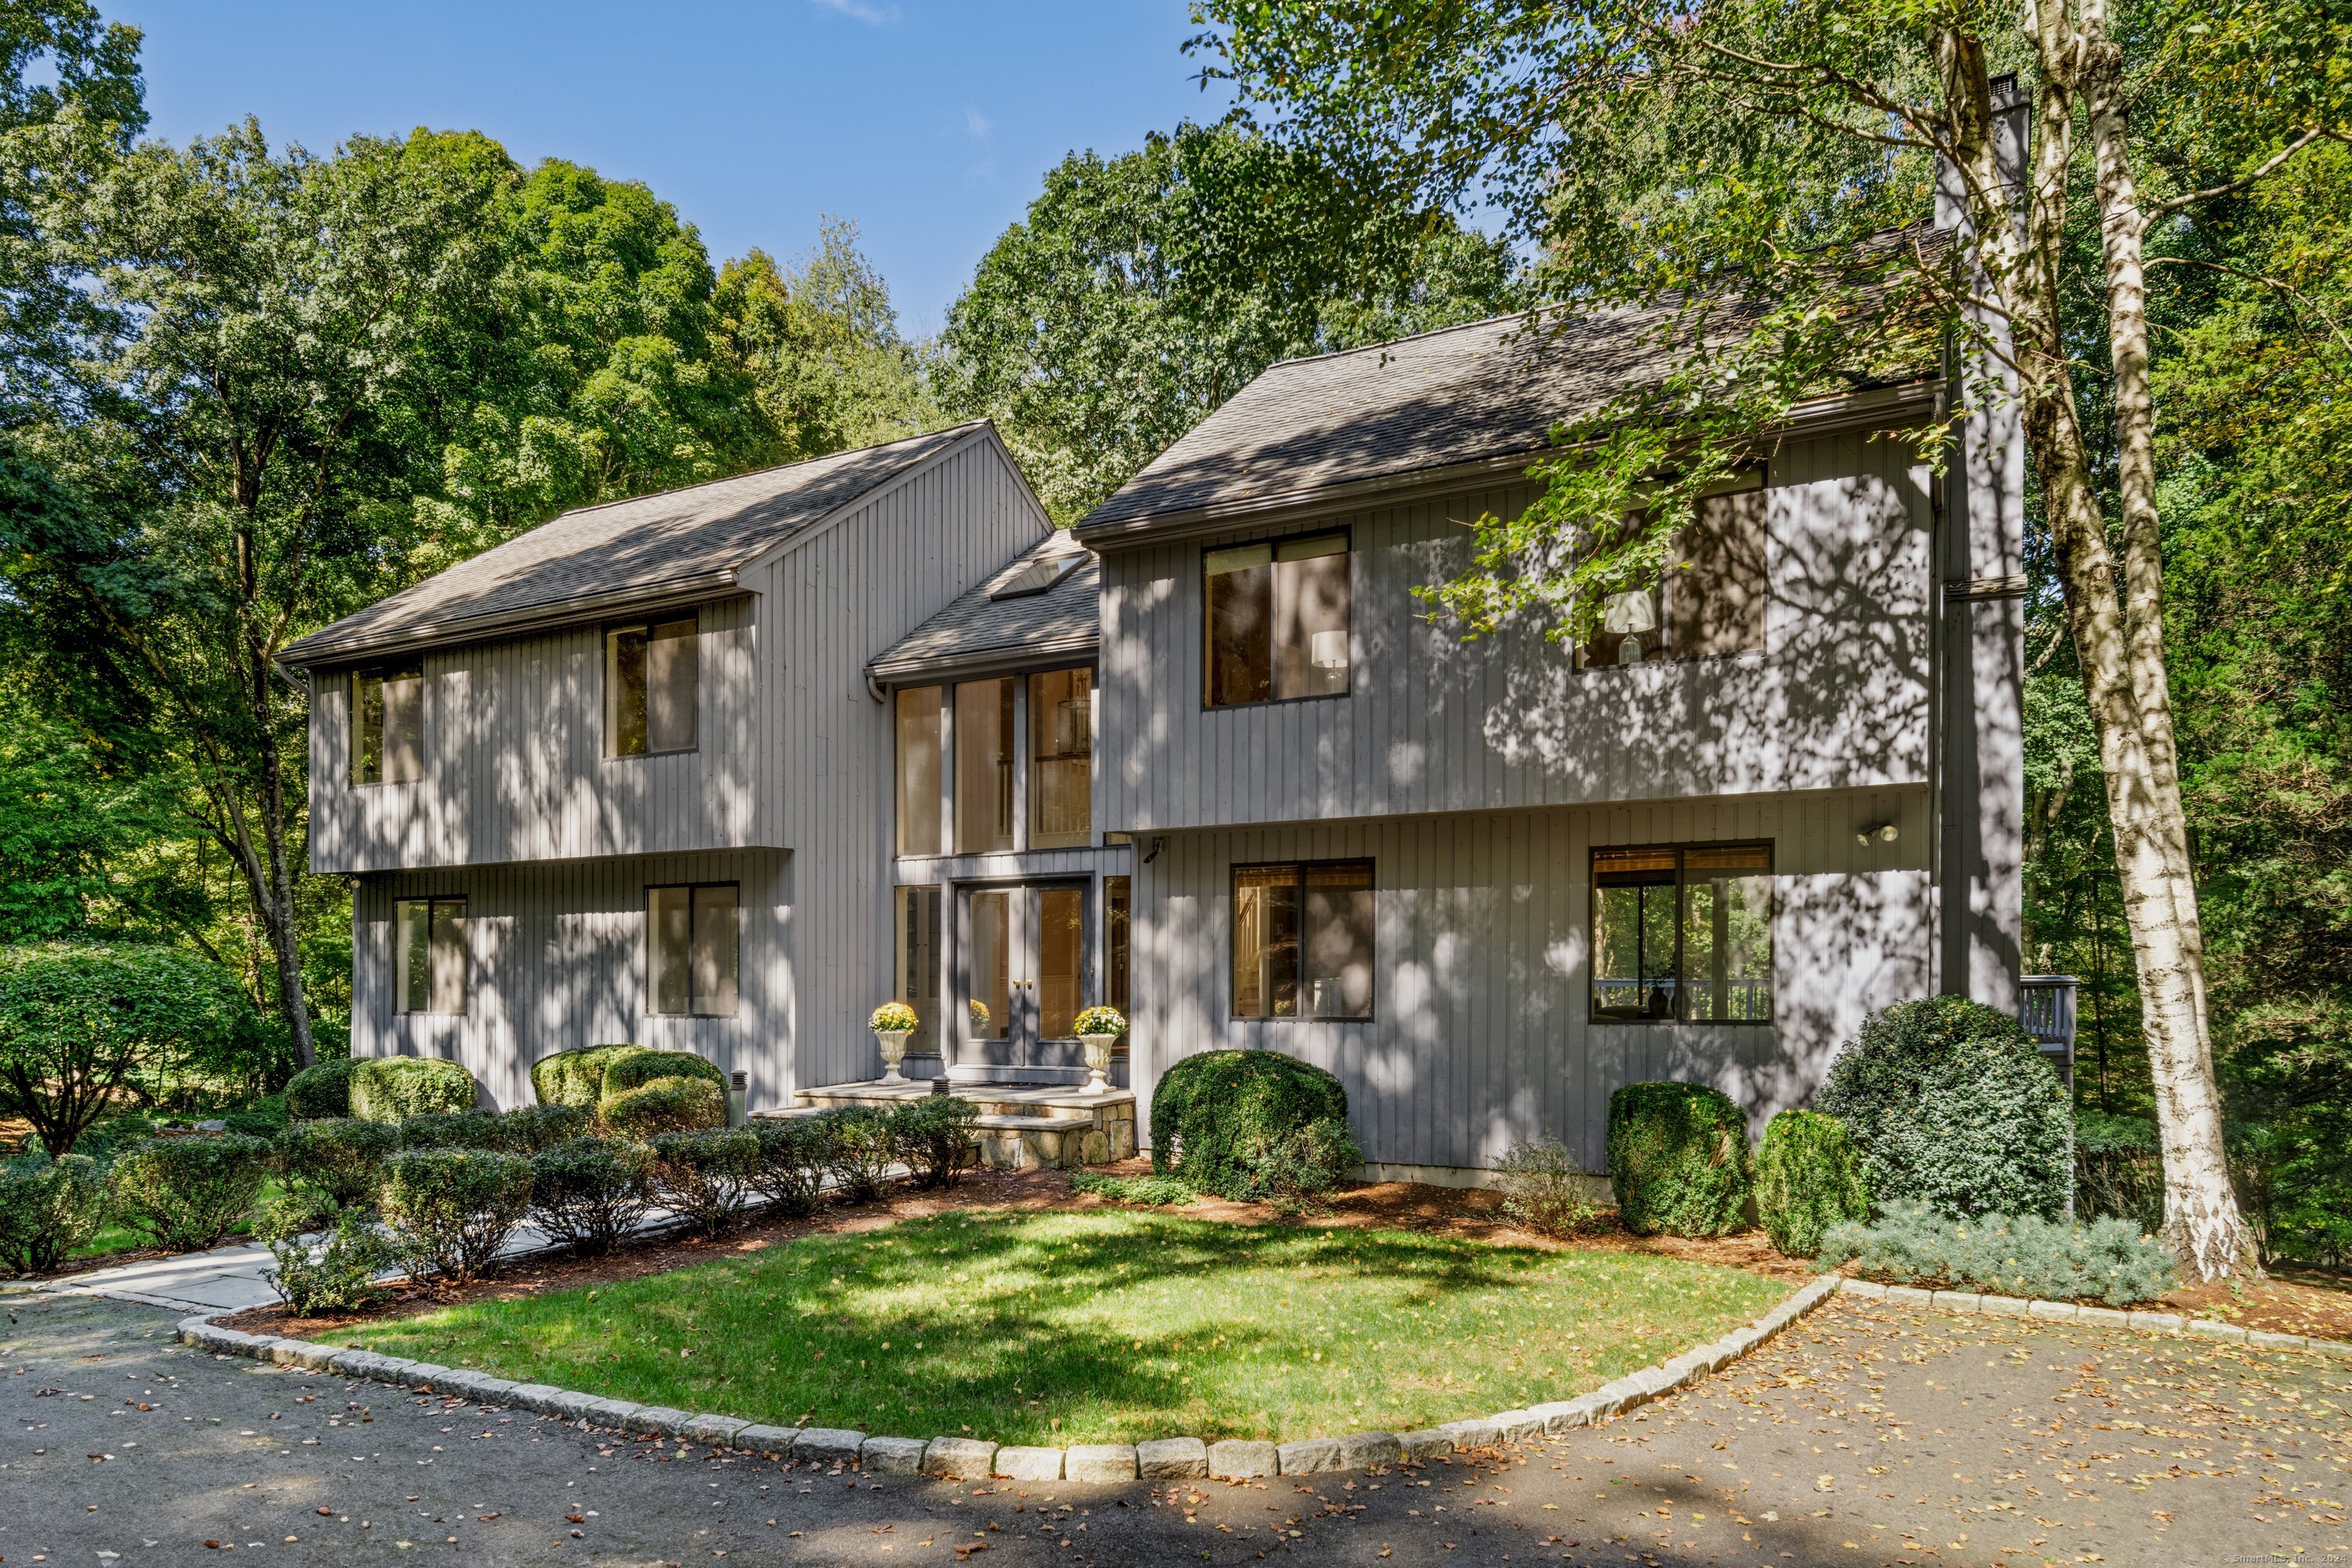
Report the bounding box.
[1836,1275,2352,1353]
[170,1273,1846,1483]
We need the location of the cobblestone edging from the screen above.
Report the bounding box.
[1835,1276,2352,1355]
[173,1273,1844,1483]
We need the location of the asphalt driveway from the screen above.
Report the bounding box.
[2,1290,2343,1567]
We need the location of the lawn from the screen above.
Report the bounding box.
[338,1209,1787,1446]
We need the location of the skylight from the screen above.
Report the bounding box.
[989,552,1083,601]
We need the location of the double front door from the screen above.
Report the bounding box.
[962,882,1085,1067]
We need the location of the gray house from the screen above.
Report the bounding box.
[285,248,2027,1182]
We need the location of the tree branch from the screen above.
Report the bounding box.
[2146,129,2330,220]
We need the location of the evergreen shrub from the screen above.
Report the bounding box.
[1494,1136,1602,1237]
[275,1118,398,1209]
[1818,1198,2177,1306]
[819,1105,895,1203]
[254,1189,389,1315]
[1606,1081,1752,1237]
[1069,1170,1196,1205]
[109,1133,272,1252]
[649,1128,758,1234]
[746,1116,833,1216]
[529,1137,653,1254]
[529,1044,642,1109]
[1149,1049,1359,1201]
[349,1056,479,1123]
[598,1076,726,1139]
[284,1056,360,1120]
[379,1147,535,1286]
[498,1103,593,1153]
[394,1110,510,1151]
[1755,1109,1871,1257]
[1814,997,2071,1219]
[890,1095,980,1189]
[601,1047,727,1099]
[0,1150,107,1272]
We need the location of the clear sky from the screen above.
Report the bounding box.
[113,0,1232,336]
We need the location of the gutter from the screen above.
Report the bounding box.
[276,570,744,671]
[866,630,1102,691]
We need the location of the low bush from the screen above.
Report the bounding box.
[0,1150,107,1272]
[529,1044,643,1109]
[378,1147,534,1286]
[223,1098,286,1139]
[499,1103,592,1153]
[1606,1082,1752,1237]
[394,1110,510,1151]
[2075,1111,2164,1231]
[1814,996,2072,1220]
[1818,1198,2178,1306]
[529,1137,653,1254]
[1755,1109,1871,1257]
[820,1105,895,1203]
[275,1118,398,1209]
[1149,1049,1358,1201]
[891,1096,980,1189]
[746,1116,833,1216]
[253,1189,390,1316]
[109,1133,273,1253]
[284,1056,361,1120]
[1069,1170,1195,1206]
[649,1128,758,1235]
[1494,1137,1603,1237]
[601,1047,727,1100]
[598,1076,727,1139]
[350,1057,479,1123]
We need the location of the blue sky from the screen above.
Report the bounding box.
[114,0,1232,336]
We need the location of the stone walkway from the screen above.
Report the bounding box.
[2,1290,2343,1566]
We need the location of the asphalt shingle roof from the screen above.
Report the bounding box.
[281,422,989,666]
[868,531,1099,683]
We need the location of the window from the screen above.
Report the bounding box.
[895,686,943,856]
[968,889,1008,1040]
[894,885,942,1053]
[1590,843,1773,1022]
[1205,532,1351,706]
[1581,479,1767,667]
[607,615,699,756]
[394,897,466,1014]
[1232,860,1373,1019]
[1038,887,1083,1039]
[954,677,1014,854]
[1029,668,1093,848]
[1104,875,1131,1026]
[648,883,739,1017]
[351,662,423,784]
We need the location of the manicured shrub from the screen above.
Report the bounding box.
[1818,1198,2178,1306]
[395,1109,510,1151]
[253,1189,390,1315]
[1494,1136,1602,1237]
[285,1057,360,1120]
[1814,996,2072,1220]
[529,1044,642,1110]
[746,1116,834,1216]
[601,1047,727,1099]
[819,1105,895,1203]
[1606,1082,1752,1237]
[1068,1170,1195,1206]
[109,1133,273,1253]
[529,1137,653,1254]
[275,1118,398,1209]
[498,1103,593,1153]
[890,1095,980,1189]
[1149,1049,1358,1202]
[379,1147,535,1286]
[0,1150,107,1272]
[349,1056,479,1123]
[1755,1109,1871,1257]
[649,1128,759,1235]
[598,1076,727,1139]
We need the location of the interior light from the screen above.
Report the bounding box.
[1310,630,1349,670]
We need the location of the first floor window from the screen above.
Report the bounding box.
[649,883,739,1017]
[394,897,466,1014]
[1590,843,1773,1022]
[607,615,699,756]
[894,885,942,1053]
[1232,860,1373,1019]
[352,661,423,783]
[1103,875,1131,1027]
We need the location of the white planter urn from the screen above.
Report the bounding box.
[1079,1033,1120,1096]
[875,1029,913,1083]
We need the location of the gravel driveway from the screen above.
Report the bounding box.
[3,1290,2343,1566]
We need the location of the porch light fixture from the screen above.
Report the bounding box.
[1309,630,1349,670]
[1854,822,1900,846]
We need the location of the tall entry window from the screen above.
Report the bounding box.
[1205,532,1352,706]
[954,678,1014,853]
[968,889,1010,1040]
[1232,861,1374,1019]
[895,686,943,856]
[648,883,739,1017]
[1590,844,1773,1022]
[352,662,423,784]
[1104,875,1131,1022]
[1029,667,1093,848]
[394,897,466,1014]
[607,615,699,756]
[894,885,942,1053]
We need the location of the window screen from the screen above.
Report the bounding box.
[648,883,739,1017]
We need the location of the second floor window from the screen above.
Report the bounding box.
[955,677,1014,854]
[1232,860,1374,1019]
[1582,480,1767,667]
[1205,531,1351,706]
[648,882,738,1017]
[351,662,423,784]
[608,615,698,756]
[895,686,943,856]
[394,896,466,1014]
[1029,667,1093,848]
[1590,843,1773,1023]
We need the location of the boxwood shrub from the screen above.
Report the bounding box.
[284,1057,360,1120]
[254,1189,390,1315]
[379,1147,534,1285]
[890,1095,980,1189]
[649,1127,758,1235]
[598,1076,727,1139]
[394,1109,510,1151]
[349,1056,479,1123]
[276,1118,398,1210]
[1606,1082,1752,1237]
[1819,1198,2177,1305]
[528,1137,653,1254]
[601,1047,726,1099]
[819,1105,895,1203]
[110,1133,273,1253]
[530,1044,642,1109]
[1149,1049,1359,1201]
[0,1150,107,1273]
[498,1103,593,1153]
[1814,996,2072,1219]
[746,1116,833,1216]
[1755,1109,1870,1257]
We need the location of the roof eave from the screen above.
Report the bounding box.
[866,629,1102,688]
[277,569,745,670]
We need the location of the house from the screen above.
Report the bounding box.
[284,177,2029,1185]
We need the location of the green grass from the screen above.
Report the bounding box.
[336,1209,1785,1445]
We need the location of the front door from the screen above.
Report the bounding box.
[962,883,1087,1072]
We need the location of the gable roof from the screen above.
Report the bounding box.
[281,421,994,667]
[867,530,1098,685]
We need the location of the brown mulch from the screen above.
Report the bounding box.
[2163,1265,2352,1341]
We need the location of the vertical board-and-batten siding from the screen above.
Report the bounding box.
[1131,786,1933,1174]
[1096,429,1933,833]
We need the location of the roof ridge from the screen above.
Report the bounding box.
[1250,304,1573,375]
[536,419,990,527]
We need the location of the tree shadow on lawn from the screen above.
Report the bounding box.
[349,1208,1786,1446]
